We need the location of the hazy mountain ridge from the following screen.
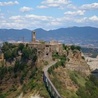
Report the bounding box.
[0,26,98,46]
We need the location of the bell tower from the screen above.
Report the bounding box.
[32,31,36,42]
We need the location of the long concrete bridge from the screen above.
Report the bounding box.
[43,61,62,98]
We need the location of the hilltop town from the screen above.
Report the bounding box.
[0,31,98,98]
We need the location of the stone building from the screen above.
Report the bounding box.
[28,31,63,61]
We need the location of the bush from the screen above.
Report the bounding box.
[52,52,59,59]
[76,75,98,98]
[82,56,85,60]
[71,45,81,51]
[0,94,6,98]
[18,43,24,51]
[63,44,67,50]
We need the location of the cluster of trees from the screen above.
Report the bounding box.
[70,45,81,51]
[49,54,66,74]
[0,42,38,83]
[63,44,81,51]
[22,46,37,62]
[76,75,98,98]
[63,44,67,50]
[1,42,17,61]
[1,42,37,62]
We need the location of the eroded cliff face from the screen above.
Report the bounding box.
[64,48,90,75]
[49,46,90,98]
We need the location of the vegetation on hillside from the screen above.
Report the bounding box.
[0,42,50,98]
[76,75,98,98]
[49,66,98,98]
[1,42,37,62]
[49,45,98,98]
[48,51,67,74]
[63,44,81,51]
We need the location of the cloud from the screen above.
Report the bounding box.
[0,13,98,30]
[81,3,98,10]
[0,1,19,6]
[67,4,77,9]
[89,15,98,21]
[9,15,21,20]
[20,6,33,12]
[64,10,85,16]
[37,0,71,9]
[74,17,87,23]
[37,5,48,9]
[6,14,57,29]
[25,14,53,21]
[0,13,4,19]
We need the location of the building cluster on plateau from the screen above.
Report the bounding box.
[28,31,63,61]
[0,31,63,62]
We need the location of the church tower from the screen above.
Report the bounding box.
[32,31,36,42]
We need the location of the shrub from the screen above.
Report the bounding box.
[76,75,98,98]
[71,45,81,51]
[0,94,6,98]
[18,43,24,51]
[63,44,67,50]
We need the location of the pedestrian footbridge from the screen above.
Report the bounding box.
[43,62,62,98]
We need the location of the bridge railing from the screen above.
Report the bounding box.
[43,71,62,98]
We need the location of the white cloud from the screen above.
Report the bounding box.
[81,3,98,10]
[67,4,77,9]
[5,14,57,29]
[37,5,48,9]
[20,6,33,12]
[0,13,98,30]
[74,17,87,23]
[64,10,85,16]
[37,0,71,9]
[25,14,53,21]
[89,15,98,21]
[0,1,19,6]
[9,15,21,20]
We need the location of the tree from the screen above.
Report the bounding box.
[22,47,31,60]
[18,43,24,51]
[63,44,67,50]
[76,46,81,51]
[4,50,12,61]
[71,45,76,50]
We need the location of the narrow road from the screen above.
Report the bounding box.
[43,61,62,98]
[43,61,57,77]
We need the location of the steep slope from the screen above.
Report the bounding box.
[0,43,50,98]
[48,45,90,98]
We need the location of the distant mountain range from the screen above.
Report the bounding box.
[0,26,98,47]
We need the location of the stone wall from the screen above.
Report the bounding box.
[28,42,63,62]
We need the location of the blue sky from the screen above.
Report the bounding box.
[0,0,98,30]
